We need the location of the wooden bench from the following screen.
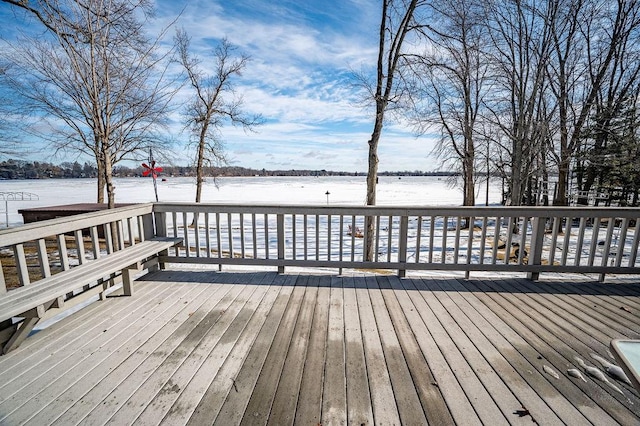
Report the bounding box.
[0,236,182,353]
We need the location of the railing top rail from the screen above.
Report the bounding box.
[0,203,154,247]
[152,202,640,217]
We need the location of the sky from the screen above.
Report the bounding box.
[0,0,439,173]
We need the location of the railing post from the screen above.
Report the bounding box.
[154,211,167,237]
[142,213,155,240]
[277,213,285,273]
[527,216,547,281]
[154,210,168,270]
[398,215,408,277]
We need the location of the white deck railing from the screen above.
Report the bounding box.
[0,203,155,292]
[153,203,640,280]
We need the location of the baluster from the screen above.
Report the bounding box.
[90,226,100,260]
[548,217,559,265]
[351,215,357,262]
[36,238,51,278]
[57,234,70,271]
[252,214,258,259]
[103,223,114,254]
[240,213,246,259]
[292,214,297,260]
[303,215,308,261]
[327,215,332,261]
[117,221,125,250]
[339,215,344,263]
[216,212,222,260]
[466,216,475,278]
[615,218,630,267]
[574,217,587,266]
[264,214,269,259]
[441,216,448,264]
[75,229,86,265]
[561,217,572,265]
[277,213,285,273]
[205,213,211,258]
[600,217,616,268]
[504,217,514,265]
[138,215,146,241]
[194,212,201,258]
[588,218,601,266]
[453,216,461,264]
[428,216,435,263]
[374,215,380,262]
[182,212,190,258]
[517,217,528,265]
[227,213,234,259]
[127,217,135,246]
[478,216,488,265]
[14,244,29,286]
[491,216,501,264]
[415,216,422,264]
[386,215,393,263]
[315,214,320,260]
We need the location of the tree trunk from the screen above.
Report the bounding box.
[104,152,115,209]
[365,106,384,261]
[192,125,209,227]
[510,136,523,206]
[96,156,105,203]
[195,128,207,204]
[463,148,475,206]
[555,154,570,206]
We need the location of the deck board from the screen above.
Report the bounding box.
[267,277,317,426]
[321,275,347,425]
[342,275,374,426]
[293,275,330,425]
[0,270,639,425]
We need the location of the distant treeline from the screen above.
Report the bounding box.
[0,159,458,180]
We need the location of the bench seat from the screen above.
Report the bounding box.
[0,236,182,353]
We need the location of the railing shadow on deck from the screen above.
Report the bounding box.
[137,269,640,297]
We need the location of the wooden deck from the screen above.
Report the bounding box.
[1,270,639,425]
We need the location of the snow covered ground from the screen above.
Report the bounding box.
[0,175,503,227]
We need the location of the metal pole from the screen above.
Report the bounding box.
[5,200,8,227]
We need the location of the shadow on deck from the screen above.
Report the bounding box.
[1,270,639,425]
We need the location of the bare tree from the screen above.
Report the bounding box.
[175,29,262,205]
[2,0,177,207]
[409,0,489,208]
[576,32,640,204]
[363,0,424,261]
[483,0,553,206]
[546,0,640,205]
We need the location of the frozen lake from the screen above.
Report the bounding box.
[0,176,503,227]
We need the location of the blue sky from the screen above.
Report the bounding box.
[1,0,438,172]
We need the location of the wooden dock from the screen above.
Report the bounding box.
[0,270,639,425]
